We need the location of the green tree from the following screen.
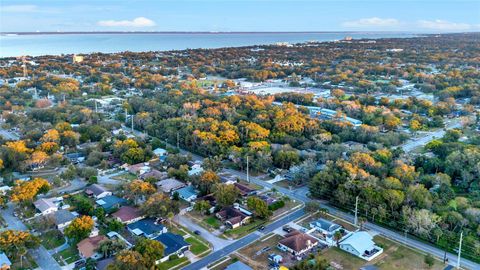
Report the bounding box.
[246,196,271,219]
[213,183,239,207]
[133,238,164,268]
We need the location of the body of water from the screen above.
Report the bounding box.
[0,32,415,57]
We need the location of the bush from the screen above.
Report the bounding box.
[424,254,435,267]
[268,200,285,211]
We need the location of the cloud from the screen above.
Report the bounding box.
[2,5,38,12]
[97,17,156,27]
[417,20,472,31]
[342,17,400,28]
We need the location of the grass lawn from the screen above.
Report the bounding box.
[54,246,81,265]
[11,253,38,269]
[112,172,137,181]
[157,257,189,270]
[223,219,265,239]
[185,236,210,255]
[321,236,445,270]
[204,216,221,229]
[237,234,283,269]
[40,230,65,250]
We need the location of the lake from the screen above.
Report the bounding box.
[0,32,415,57]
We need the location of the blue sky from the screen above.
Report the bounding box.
[1,0,479,32]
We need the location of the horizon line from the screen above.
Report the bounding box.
[1,30,425,35]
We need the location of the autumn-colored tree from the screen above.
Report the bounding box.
[39,141,59,155]
[133,238,164,268]
[141,192,179,218]
[197,170,220,194]
[27,150,49,168]
[11,178,50,203]
[247,196,271,219]
[64,215,95,242]
[0,230,39,260]
[213,183,239,207]
[108,250,146,270]
[124,180,155,205]
[41,129,60,143]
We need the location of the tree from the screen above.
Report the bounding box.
[424,254,435,267]
[64,215,95,243]
[403,207,440,238]
[273,149,300,169]
[124,180,155,205]
[107,250,146,270]
[333,230,343,246]
[202,156,223,172]
[0,230,39,260]
[96,239,126,258]
[291,255,329,270]
[247,196,271,219]
[193,200,211,215]
[213,183,238,207]
[197,170,220,194]
[133,238,164,268]
[305,201,320,213]
[141,192,179,219]
[10,177,50,204]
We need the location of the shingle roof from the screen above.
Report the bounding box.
[176,186,197,198]
[311,218,341,232]
[127,218,165,237]
[52,209,76,225]
[34,198,57,213]
[154,232,190,256]
[112,206,142,223]
[77,235,107,258]
[340,231,376,253]
[86,184,108,196]
[96,195,127,211]
[156,178,185,193]
[279,231,318,252]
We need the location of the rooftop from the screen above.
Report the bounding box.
[127,218,165,237]
[154,232,190,256]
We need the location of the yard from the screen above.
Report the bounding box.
[53,246,81,265]
[223,219,265,239]
[39,230,65,250]
[11,253,38,270]
[321,236,445,270]
[185,236,210,255]
[111,172,137,181]
[157,256,189,270]
[236,233,285,270]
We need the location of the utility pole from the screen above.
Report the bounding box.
[176,132,180,149]
[131,115,134,131]
[125,108,128,124]
[457,231,463,269]
[246,156,250,182]
[94,100,98,113]
[354,196,359,226]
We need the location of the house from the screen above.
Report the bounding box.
[175,186,198,202]
[188,163,203,176]
[127,162,151,175]
[77,235,107,259]
[140,169,167,181]
[339,231,383,261]
[156,178,185,193]
[234,182,256,197]
[277,231,319,256]
[34,198,58,215]
[112,206,144,224]
[154,232,190,263]
[215,206,251,229]
[96,258,114,270]
[309,218,342,238]
[0,252,11,270]
[65,152,85,164]
[85,184,112,199]
[225,261,253,270]
[95,195,127,213]
[127,218,167,239]
[268,254,283,264]
[50,209,77,231]
[153,148,167,157]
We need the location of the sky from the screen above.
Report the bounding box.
[1,0,479,33]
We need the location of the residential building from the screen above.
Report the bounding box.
[225,261,253,270]
[77,235,107,259]
[127,218,167,239]
[50,209,77,231]
[154,232,190,263]
[277,230,319,256]
[95,195,127,213]
[0,252,11,270]
[156,178,185,193]
[309,218,342,238]
[339,231,383,261]
[33,198,58,215]
[112,206,144,224]
[234,182,256,197]
[140,169,167,181]
[216,206,251,229]
[85,184,112,199]
[175,185,198,202]
[153,148,167,157]
[188,163,203,176]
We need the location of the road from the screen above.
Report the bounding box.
[402,119,462,152]
[0,203,62,270]
[182,208,305,270]
[0,127,20,140]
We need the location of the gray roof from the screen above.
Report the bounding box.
[311,218,341,232]
[340,231,376,253]
[156,178,185,193]
[86,184,108,196]
[34,198,57,213]
[52,209,76,225]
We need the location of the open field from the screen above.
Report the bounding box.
[236,233,284,270]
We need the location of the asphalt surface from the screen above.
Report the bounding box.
[182,208,305,270]
[402,120,462,152]
[177,214,234,250]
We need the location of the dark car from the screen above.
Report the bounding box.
[283,226,293,233]
[258,225,265,230]
[194,230,201,235]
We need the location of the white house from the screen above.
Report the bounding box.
[34,198,58,215]
[153,148,168,157]
[188,163,204,176]
[85,184,112,199]
[339,231,383,261]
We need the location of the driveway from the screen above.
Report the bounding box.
[176,214,234,250]
[98,171,125,185]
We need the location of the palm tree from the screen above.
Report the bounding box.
[333,231,343,246]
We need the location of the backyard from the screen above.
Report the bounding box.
[39,229,65,250]
[53,246,81,266]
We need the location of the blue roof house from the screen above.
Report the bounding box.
[174,186,198,202]
[96,195,127,213]
[154,232,190,263]
[127,218,167,239]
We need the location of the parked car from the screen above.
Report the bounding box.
[258,225,265,231]
[283,226,293,233]
[194,230,201,235]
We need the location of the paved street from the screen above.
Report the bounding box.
[0,203,62,270]
[402,119,462,152]
[182,208,305,270]
[177,214,234,250]
[0,127,20,140]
